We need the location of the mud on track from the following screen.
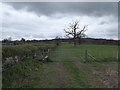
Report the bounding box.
[75,61,118,88]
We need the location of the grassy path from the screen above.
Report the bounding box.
[17,62,83,88]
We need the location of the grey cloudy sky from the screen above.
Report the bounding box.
[1,2,118,40]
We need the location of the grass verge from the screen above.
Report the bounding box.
[2,59,42,88]
[63,62,95,88]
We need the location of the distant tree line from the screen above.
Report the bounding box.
[2,36,61,45]
[2,35,118,46]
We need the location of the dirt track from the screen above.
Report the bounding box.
[75,61,118,88]
[18,61,118,88]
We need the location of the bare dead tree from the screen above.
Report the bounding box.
[64,20,87,46]
[76,25,88,44]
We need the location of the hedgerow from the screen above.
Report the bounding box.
[2,43,56,69]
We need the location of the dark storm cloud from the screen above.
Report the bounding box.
[6,2,118,17]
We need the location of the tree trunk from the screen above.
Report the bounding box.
[74,29,76,47]
[74,37,76,47]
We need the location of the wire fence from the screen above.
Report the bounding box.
[48,49,118,62]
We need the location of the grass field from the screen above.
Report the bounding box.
[50,43,118,62]
[2,43,118,88]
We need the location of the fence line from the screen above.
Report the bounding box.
[83,49,118,62]
[87,52,96,61]
[48,49,118,62]
[83,49,96,62]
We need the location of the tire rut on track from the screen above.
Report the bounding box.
[74,61,118,88]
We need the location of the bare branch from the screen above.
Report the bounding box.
[64,20,88,46]
[64,29,74,36]
[77,25,88,35]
